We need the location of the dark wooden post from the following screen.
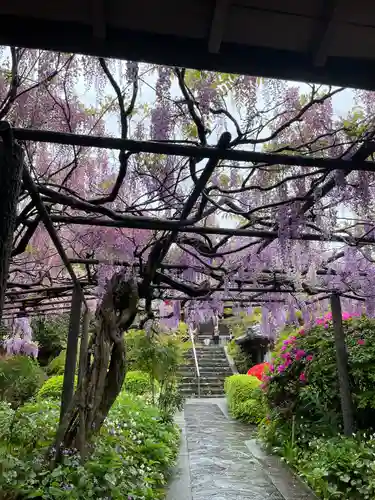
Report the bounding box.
[78,308,90,386]
[77,307,90,457]
[60,285,82,422]
[0,122,23,322]
[330,293,355,436]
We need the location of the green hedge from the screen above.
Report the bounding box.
[224,374,266,424]
[37,374,77,401]
[46,350,66,376]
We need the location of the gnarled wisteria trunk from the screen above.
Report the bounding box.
[0,127,24,323]
[53,271,139,457]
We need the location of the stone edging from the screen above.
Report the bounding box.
[244,439,318,500]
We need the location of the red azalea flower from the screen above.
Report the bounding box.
[247,362,270,381]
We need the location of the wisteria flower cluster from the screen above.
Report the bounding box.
[3,317,39,358]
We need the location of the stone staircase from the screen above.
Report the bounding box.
[178,345,234,398]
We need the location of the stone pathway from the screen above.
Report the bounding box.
[167,398,316,500]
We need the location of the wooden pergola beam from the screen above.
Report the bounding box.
[208,0,231,54]
[91,0,106,39]
[313,0,339,67]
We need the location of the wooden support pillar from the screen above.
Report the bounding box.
[78,308,90,386]
[330,293,355,436]
[60,285,82,422]
[77,307,90,457]
[0,123,23,322]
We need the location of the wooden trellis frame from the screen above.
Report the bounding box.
[1,121,372,434]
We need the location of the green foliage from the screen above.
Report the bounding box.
[223,310,261,336]
[125,329,146,371]
[233,392,267,424]
[342,106,368,140]
[225,374,261,402]
[227,340,252,373]
[297,434,375,499]
[0,355,46,408]
[46,350,67,376]
[8,399,60,449]
[224,375,265,423]
[265,315,375,436]
[37,375,77,401]
[257,314,375,499]
[0,391,180,499]
[31,315,69,365]
[124,370,157,396]
[125,329,185,420]
[223,311,261,373]
[0,401,15,440]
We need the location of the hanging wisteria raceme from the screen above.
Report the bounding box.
[4,316,38,358]
[3,46,375,342]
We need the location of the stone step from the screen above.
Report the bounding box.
[183,363,230,370]
[179,377,230,384]
[179,369,231,377]
[183,362,227,367]
[194,351,227,356]
[179,386,225,397]
[192,348,226,353]
[188,393,226,398]
[184,358,229,364]
[180,377,227,385]
[182,364,229,370]
[185,352,227,357]
[178,344,231,398]
[184,353,227,359]
[195,346,225,351]
[184,356,227,362]
[184,358,228,364]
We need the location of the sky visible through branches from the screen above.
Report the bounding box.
[2,45,375,337]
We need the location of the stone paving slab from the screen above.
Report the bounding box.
[184,403,284,500]
[167,399,316,500]
[166,411,192,500]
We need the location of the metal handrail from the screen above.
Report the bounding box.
[189,327,201,398]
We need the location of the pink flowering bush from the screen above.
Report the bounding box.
[262,312,375,440]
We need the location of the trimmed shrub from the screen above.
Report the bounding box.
[234,389,267,424]
[224,374,265,423]
[46,349,66,376]
[0,355,46,408]
[225,374,261,403]
[37,374,77,401]
[124,370,156,395]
